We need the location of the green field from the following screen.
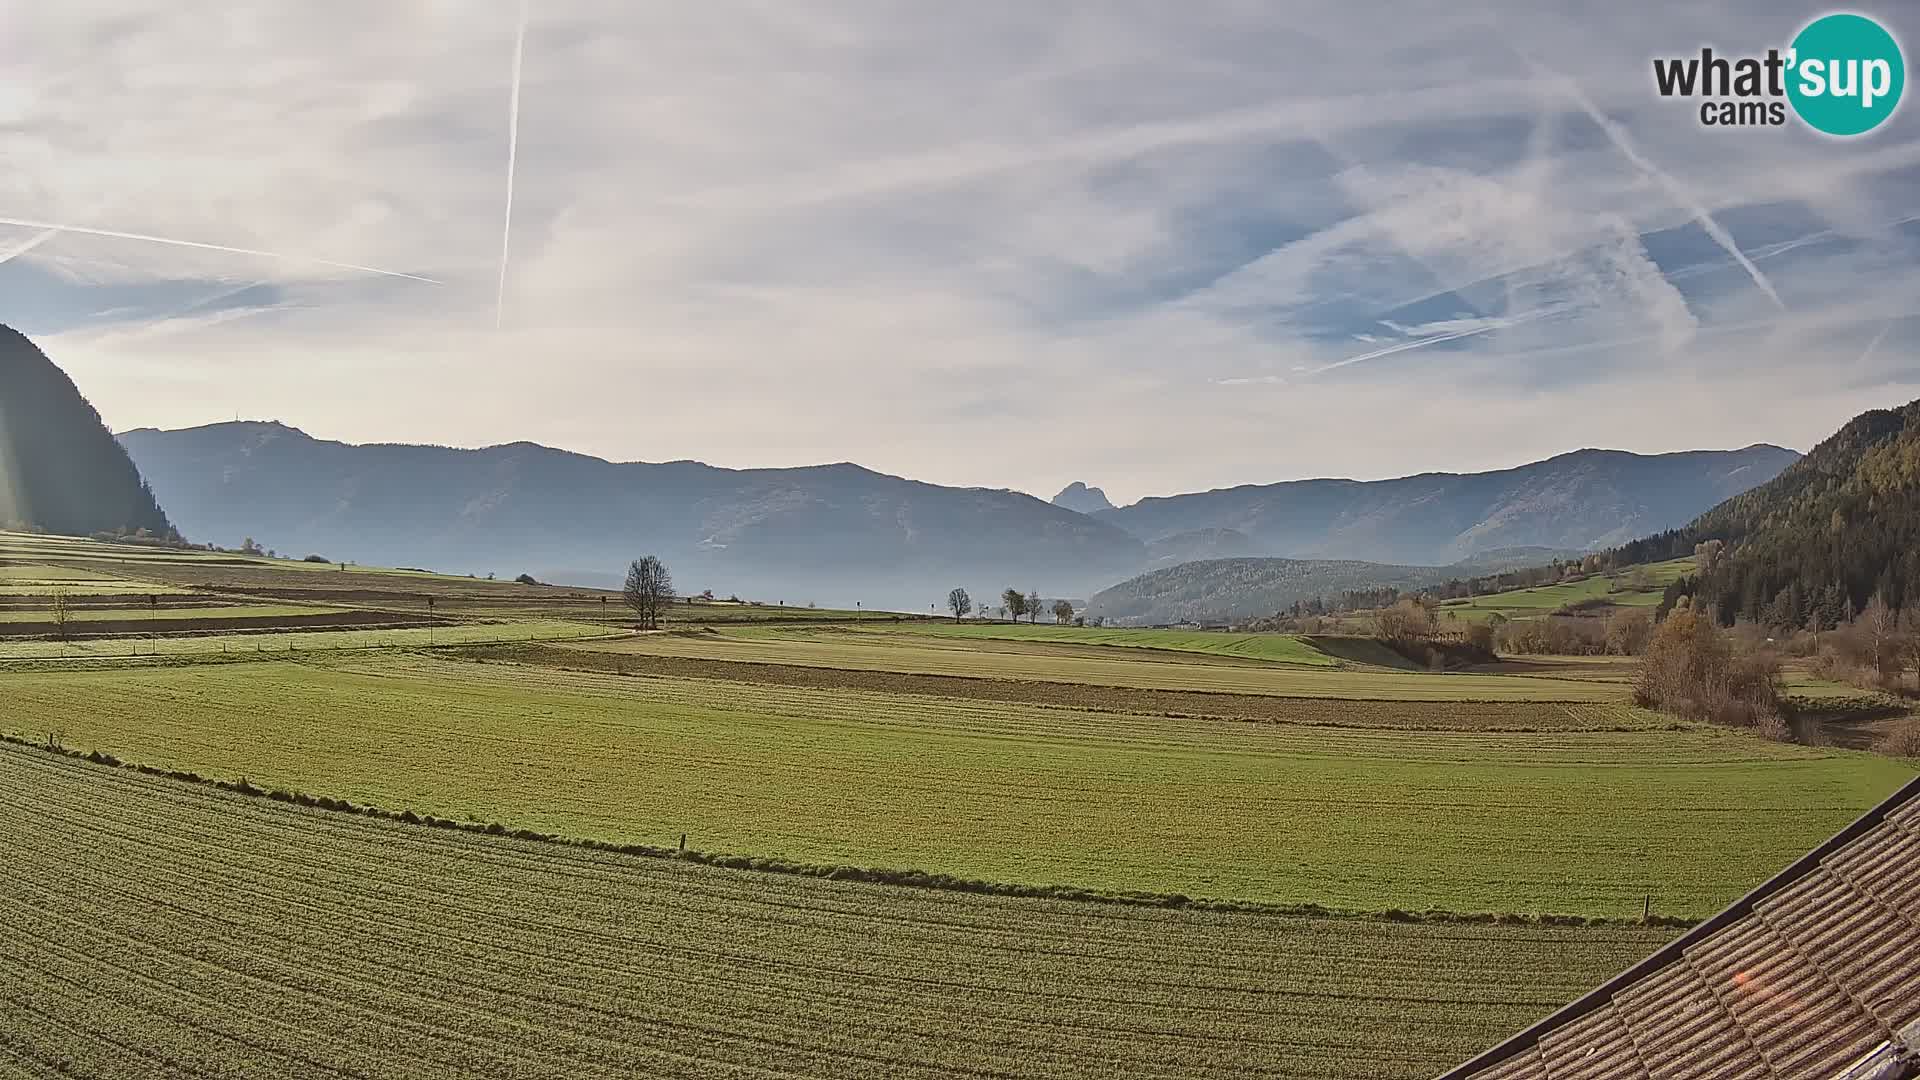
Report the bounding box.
[576,627,1626,701]
[4,652,1907,918]
[5,529,1915,1080]
[887,621,1340,664]
[1438,558,1694,622]
[0,743,1670,1080]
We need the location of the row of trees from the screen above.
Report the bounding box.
[945,587,1076,624]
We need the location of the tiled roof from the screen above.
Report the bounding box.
[1439,775,1920,1080]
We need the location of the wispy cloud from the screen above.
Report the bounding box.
[5,0,1918,503]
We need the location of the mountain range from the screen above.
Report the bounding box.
[1090,444,1799,566]
[117,421,1147,606]
[0,325,1807,609]
[120,419,1797,608]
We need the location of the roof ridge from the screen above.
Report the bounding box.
[1435,773,1920,1080]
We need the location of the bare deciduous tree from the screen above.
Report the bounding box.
[1026,590,1041,625]
[1693,539,1725,575]
[947,588,972,620]
[1052,599,1074,624]
[1372,598,1435,643]
[1604,609,1654,656]
[623,556,675,630]
[50,588,72,642]
[1859,592,1901,682]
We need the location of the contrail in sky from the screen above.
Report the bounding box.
[1858,320,1894,365]
[497,0,530,330]
[0,228,59,267]
[1303,308,1561,376]
[1509,50,1788,312]
[0,216,440,283]
[1304,321,1507,376]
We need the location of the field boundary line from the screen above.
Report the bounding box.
[504,643,1614,705]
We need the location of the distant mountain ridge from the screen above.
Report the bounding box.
[1085,549,1582,626]
[0,325,172,537]
[119,421,1146,607]
[1098,445,1799,565]
[120,417,1802,609]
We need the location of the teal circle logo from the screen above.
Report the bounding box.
[1787,13,1905,135]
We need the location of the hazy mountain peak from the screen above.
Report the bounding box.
[1051,481,1115,515]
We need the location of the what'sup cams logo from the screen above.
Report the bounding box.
[1653,12,1905,135]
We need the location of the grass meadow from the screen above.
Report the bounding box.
[0,742,1672,1080]
[3,651,1907,918]
[2,531,1913,1080]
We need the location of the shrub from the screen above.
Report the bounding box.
[1553,597,1611,615]
[302,554,330,563]
[1634,607,1784,729]
[514,573,540,586]
[1495,616,1606,656]
[1372,598,1436,643]
[1876,718,1920,757]
[1752,710,1792,743]
[1604,609,1653,656]
[1462,622,1495,654]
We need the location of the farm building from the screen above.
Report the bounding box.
[1439,775,1920,1080]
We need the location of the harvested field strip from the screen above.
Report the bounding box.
[0,743,1672,1079]
[577,629,1622,701]
[0,563,123,581]
[0,620,615,660]
[864,623,1339,665]
[0,604,333,623]
[485,644,1668,731]
[3,655,1908,916]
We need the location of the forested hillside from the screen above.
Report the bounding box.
[1616,398,1920,624]
[1084,549,1578,625]
[0,325,172,538]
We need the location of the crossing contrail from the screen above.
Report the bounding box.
[0,228,59,267]
[1305,321,1507,376]
[1503,45,1788,312]
[0,216,440,283]
[497,0,530,330]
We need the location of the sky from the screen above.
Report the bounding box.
[2,1,1918,506]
